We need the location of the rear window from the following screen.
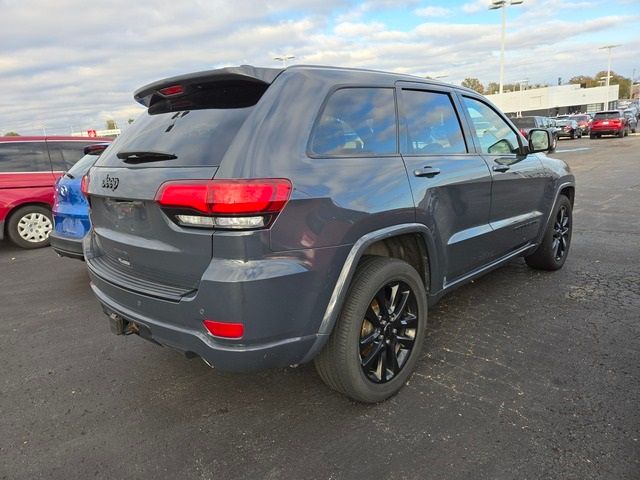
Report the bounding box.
[66,153,99,178]
[511,117,535,128]
[594,112,621,120]
[556,120,570,126]
[309,88,397,156]
[99,81,266,168]
[0,142,51,173]
[570,115,589,122]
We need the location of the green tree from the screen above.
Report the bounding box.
[3,131,20,136]
[594,70,631,98]
[461,77,485,94]
[105,119,117,130]
[569,75,596,88]
[127,118,135,125]
[486,82,499,94]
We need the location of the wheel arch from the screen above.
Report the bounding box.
[299,223,439,364]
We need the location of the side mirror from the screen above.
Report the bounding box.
[528,128,551,153]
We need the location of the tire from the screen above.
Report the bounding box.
[618,129,624,138]
[589,133,595,139]
[314,256,428,403]
[7,205,53,249]
[550,135,558,151]
[525,195,572,271]
[570,131,575,139]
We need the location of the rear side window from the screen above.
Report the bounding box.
[48,142,94,170]
[310,88,397,156]
[0,142,51,173]
[400,90,466,155]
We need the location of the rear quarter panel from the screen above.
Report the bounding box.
[0,172,57,221]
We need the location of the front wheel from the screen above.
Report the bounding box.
[526,195,572,271]
[550,135,558,151]
[7,205,53,249]
[314,256,427,403]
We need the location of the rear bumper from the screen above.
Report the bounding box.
[591,128,622,135]
[49,231,84,260]
[86,243,350,371]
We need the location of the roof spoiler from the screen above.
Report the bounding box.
[133,65,283,107]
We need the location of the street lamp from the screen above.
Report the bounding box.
[274,55,295,68]
[489,0,524,95]
[599,44,621,109]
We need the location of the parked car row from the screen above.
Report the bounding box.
[0,136,110,248]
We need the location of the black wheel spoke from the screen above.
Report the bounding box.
[365,305,381,327]
[359,279,420,384]
[361,340,384,368]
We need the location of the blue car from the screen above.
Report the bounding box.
[50,143,110,259]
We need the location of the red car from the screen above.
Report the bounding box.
[0,136,111,248]
[589,111,630,139]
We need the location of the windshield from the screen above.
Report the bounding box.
[66,153,99,178]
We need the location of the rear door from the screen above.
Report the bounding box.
[0,141,55,189]
[87,77,270,297]
[397,83,494,283]
[459,95,549,256]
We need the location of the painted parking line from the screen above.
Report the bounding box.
[554,147,592,153]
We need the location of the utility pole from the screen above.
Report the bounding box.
[273,55,295,68]
[489,0,523,95]
[599,44,621,108]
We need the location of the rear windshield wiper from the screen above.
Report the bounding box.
[116,151,178,163]
[64,172,75,179]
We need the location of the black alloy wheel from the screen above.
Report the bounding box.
[359,281,418,384]
[552,205,570,261]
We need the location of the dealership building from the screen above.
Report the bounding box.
[486,83,620,117]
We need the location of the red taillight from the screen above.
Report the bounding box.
[203,320,244,339]
[156,179,292,230]
[158,85,184,96]
[81,174,90,197]
[519,128,528,138]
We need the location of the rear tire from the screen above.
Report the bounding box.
[526,195,572,271]
[589,133,595,139]
[7,205,53,249]
[314,256,428,403]
[550,135,558,151]
[618,129,625,138]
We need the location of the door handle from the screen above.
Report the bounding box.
[492,164,510,172]
[414,166,441,178]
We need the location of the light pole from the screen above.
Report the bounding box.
[274,55,295,68]
[599,44,620,108]
[489,0,523,95]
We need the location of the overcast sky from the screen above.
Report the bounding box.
[1,0,638,135]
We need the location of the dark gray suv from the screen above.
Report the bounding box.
[84,65,575,402]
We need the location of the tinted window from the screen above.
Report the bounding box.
[512,117,535,128]
[98,108,253,167]
[0,142,50,173]
[400,90,466,155]
[65,153,99,178]
[48,142,93,170]
[594,112,621,120]
[463,97,520,155]
[310,88,397,156]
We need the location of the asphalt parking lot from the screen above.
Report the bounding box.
[1,135,639,480]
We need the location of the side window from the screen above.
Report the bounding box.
[310,88,397,156]
[0,142,51,173]
[400,89,467,155]
[48,142,90,170]
[462,97,520,155]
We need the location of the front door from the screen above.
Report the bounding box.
[459,95,550,256]
[397,85,494,285]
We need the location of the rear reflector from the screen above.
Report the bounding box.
[203,320,244,339]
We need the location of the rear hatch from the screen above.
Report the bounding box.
[86,66,281,300]
[592,111,622,130]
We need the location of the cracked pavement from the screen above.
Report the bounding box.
[1,135,638,479]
